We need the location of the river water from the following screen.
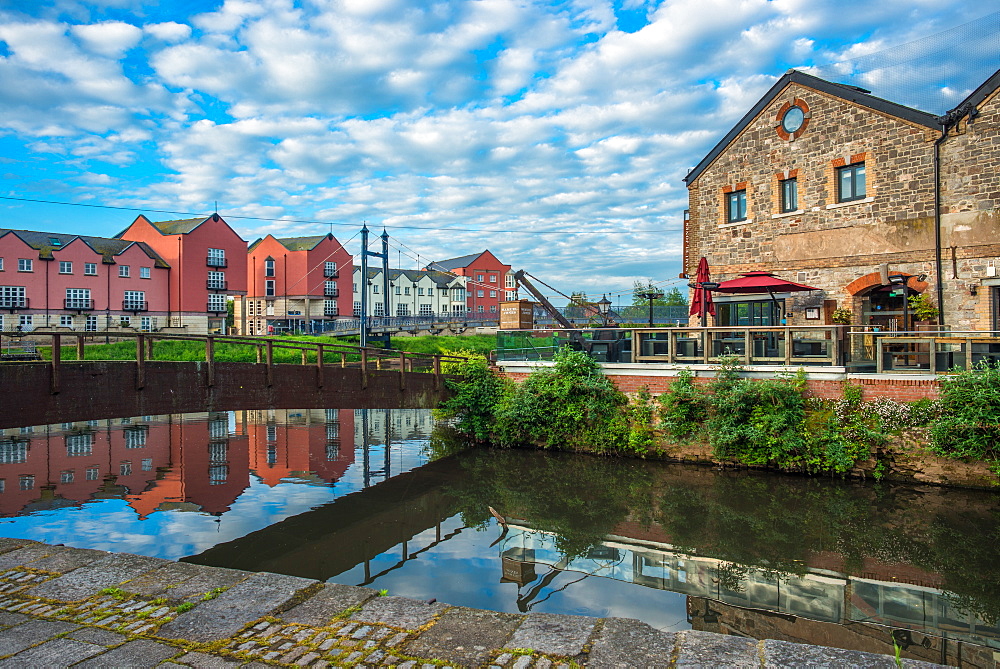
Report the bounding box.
[0,408,997,666]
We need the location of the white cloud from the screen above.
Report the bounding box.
[144,21,192,43]
[71,20,142,57]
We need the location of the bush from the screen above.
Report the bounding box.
[493,348,628,452]
[436,357,508,442]
[658,369,708,441]
[930,362,1000,462]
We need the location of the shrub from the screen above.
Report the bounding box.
[930,361,1000,462]
[436,357,508,442]
[658,369,708,441]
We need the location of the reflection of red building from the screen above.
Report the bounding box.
[0,414,251,519]
[237,409,355,487]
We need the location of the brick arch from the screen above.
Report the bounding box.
[845,272,929,296]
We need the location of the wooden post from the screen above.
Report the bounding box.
[433,355,441,390]
[399,351,406,390]
[77,334,85,361]
[340,352,346,367]
[266,339,274,387]
[256,344,262,364]
[360,348,368,389]
[136,334,146,390]
[147,335,154,361]
[50,333,61,394]
[301,348,307,365]
[206,336,215,387]
[317,344,324,388]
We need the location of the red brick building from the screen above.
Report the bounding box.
[427,250,512,317]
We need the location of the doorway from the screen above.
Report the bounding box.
[862,285,915,331]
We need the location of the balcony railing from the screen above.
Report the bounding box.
[324,287,339,297]
[64,298,94,311]
[206,256,228,268]
[324,268,339,278]
[122,300,148,312]
[0,297,27,311]
[207,280,228,291]
[324,309,339,317]
[207,302,228,313]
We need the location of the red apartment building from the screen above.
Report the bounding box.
[237,234,352,335]
[426,250,512,316]
[0,229,170,332]
[116,214,248,334]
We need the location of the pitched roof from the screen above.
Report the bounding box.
[941,67,1000,125]
[684,69,940,186]
[0,229,170,267]
[275,235,327,252]
[355,267,462,287]
[146,217,210,234]
[426,251,485,271]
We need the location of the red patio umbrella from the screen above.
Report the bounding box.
[688,257,716,321]
[713,271,818,315]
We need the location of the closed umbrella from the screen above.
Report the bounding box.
[689,257,716,322]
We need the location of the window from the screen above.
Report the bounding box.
[396,304,409,316]
[0,258,4,271]
[208,248,226,266]
[373,303,384,316]
[86,467,99,481]
[142,458,153,471]
[372,284,379,294]
[477,305,484,313]
[19,475,34,491]
[60,315,74,327]
[84,263,97,276]
[489,275,497,283]
[394,285,400,295]
[208,294,226,312]
[837,162,866,202]
[85,315,98,331]
[140,316,152,331]
[0,286,25,309]
[726,190,747,222]
[324,300,338,316]
[476,274,484,282]
[19,314,32,329]
[65,288,91,310]
[453,288,465,300]
[324,261,337,277]
[265,280,275,297]
[208,270,225,289]
[324,281,337,296]
[66,433,93,456]
[124,290,145,310]
[353,282,357,293]
[60,470,74,484]
[264,259,275,277]
[125,428,146,448]
[489,290,496,298]
[404,286,410,295]
[120,461,132,476]
[477,290,484,298]
[780,178,798,213]
[59,261,72,274]
[140,267,150,279]
[18,259,32,272]
[417,287,424,296]
[419,304,433,316]
[353,301,361,316]
[490,305,497,312]
[118,265,130,277]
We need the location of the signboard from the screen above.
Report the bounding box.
[499,300,536,330]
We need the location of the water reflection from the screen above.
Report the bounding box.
[0,409,436,558]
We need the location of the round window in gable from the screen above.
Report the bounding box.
[774,98,811,141]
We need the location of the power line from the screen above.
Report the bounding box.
[0,195,682,236]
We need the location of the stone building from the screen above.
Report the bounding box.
[683,68,1000,332]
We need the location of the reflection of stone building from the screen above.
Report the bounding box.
[236,409,355,487]
[683,68,1000,331]
[499,524,999,664]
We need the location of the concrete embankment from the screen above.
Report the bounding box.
[0,538,946,667]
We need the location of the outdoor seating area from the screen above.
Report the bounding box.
[496,327,1000,373]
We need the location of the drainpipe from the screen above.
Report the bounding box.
[933,122,948,327]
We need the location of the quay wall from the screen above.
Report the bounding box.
[0,361,450,429]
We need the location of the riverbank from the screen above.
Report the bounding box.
[0,537,945,667]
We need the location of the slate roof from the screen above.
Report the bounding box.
[356,267,462,287]
[684,69,941,186]
[0,229,170,267]
[146,217,211,235]
[425,251,486,272]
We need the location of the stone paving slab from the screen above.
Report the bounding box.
[587,617,678,667]
[0,612,29,628]
[0,544,57,570]
[0,636,105,666]
[506,612,596,657]
[351,595,448,630]
[173,650,244,667]
[158,566,252,602]
[30,552,169,601]
[74,638,182,668]
[125,561,233,599]
[0,618,78,657]
[405,606,522,667]
[158,571,318,643]
[29,546,107,575]
[0,539,30,556]
[281,582,378,626]
[67,625,129,646]
[676,629,758,666]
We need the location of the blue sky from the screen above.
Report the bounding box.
[0,1,997,303]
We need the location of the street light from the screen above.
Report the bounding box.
[597,294,612,326]
[637,290,664,328]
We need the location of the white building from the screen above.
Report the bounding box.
[352,267,467,318]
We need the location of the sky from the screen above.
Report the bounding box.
[0,1,998,305]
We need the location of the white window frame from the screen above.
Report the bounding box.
[59,261,72,274]
[208,293,227,312]
[84,263,97,276]
[119,265,130,278]
[265,280,275,297]
[18,259,32,272]
[140,267,151,279]
[85,315,98,331]
[60,315,74,328]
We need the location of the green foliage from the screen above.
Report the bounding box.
[930,361,1000,462]
[437,357,508,442]
[493,348,628,452]
[625,387,658,456]
[175,602,195,613]
[658,370,708,441]
[907,293,939,321]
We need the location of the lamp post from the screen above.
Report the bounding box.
[637,290,663,328]
[597,294,612,326]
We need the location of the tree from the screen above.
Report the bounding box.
[565,291,590,318]
[663,287,688,307]
[631,281,667,306]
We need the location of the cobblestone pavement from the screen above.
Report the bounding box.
[0,538,947,667]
